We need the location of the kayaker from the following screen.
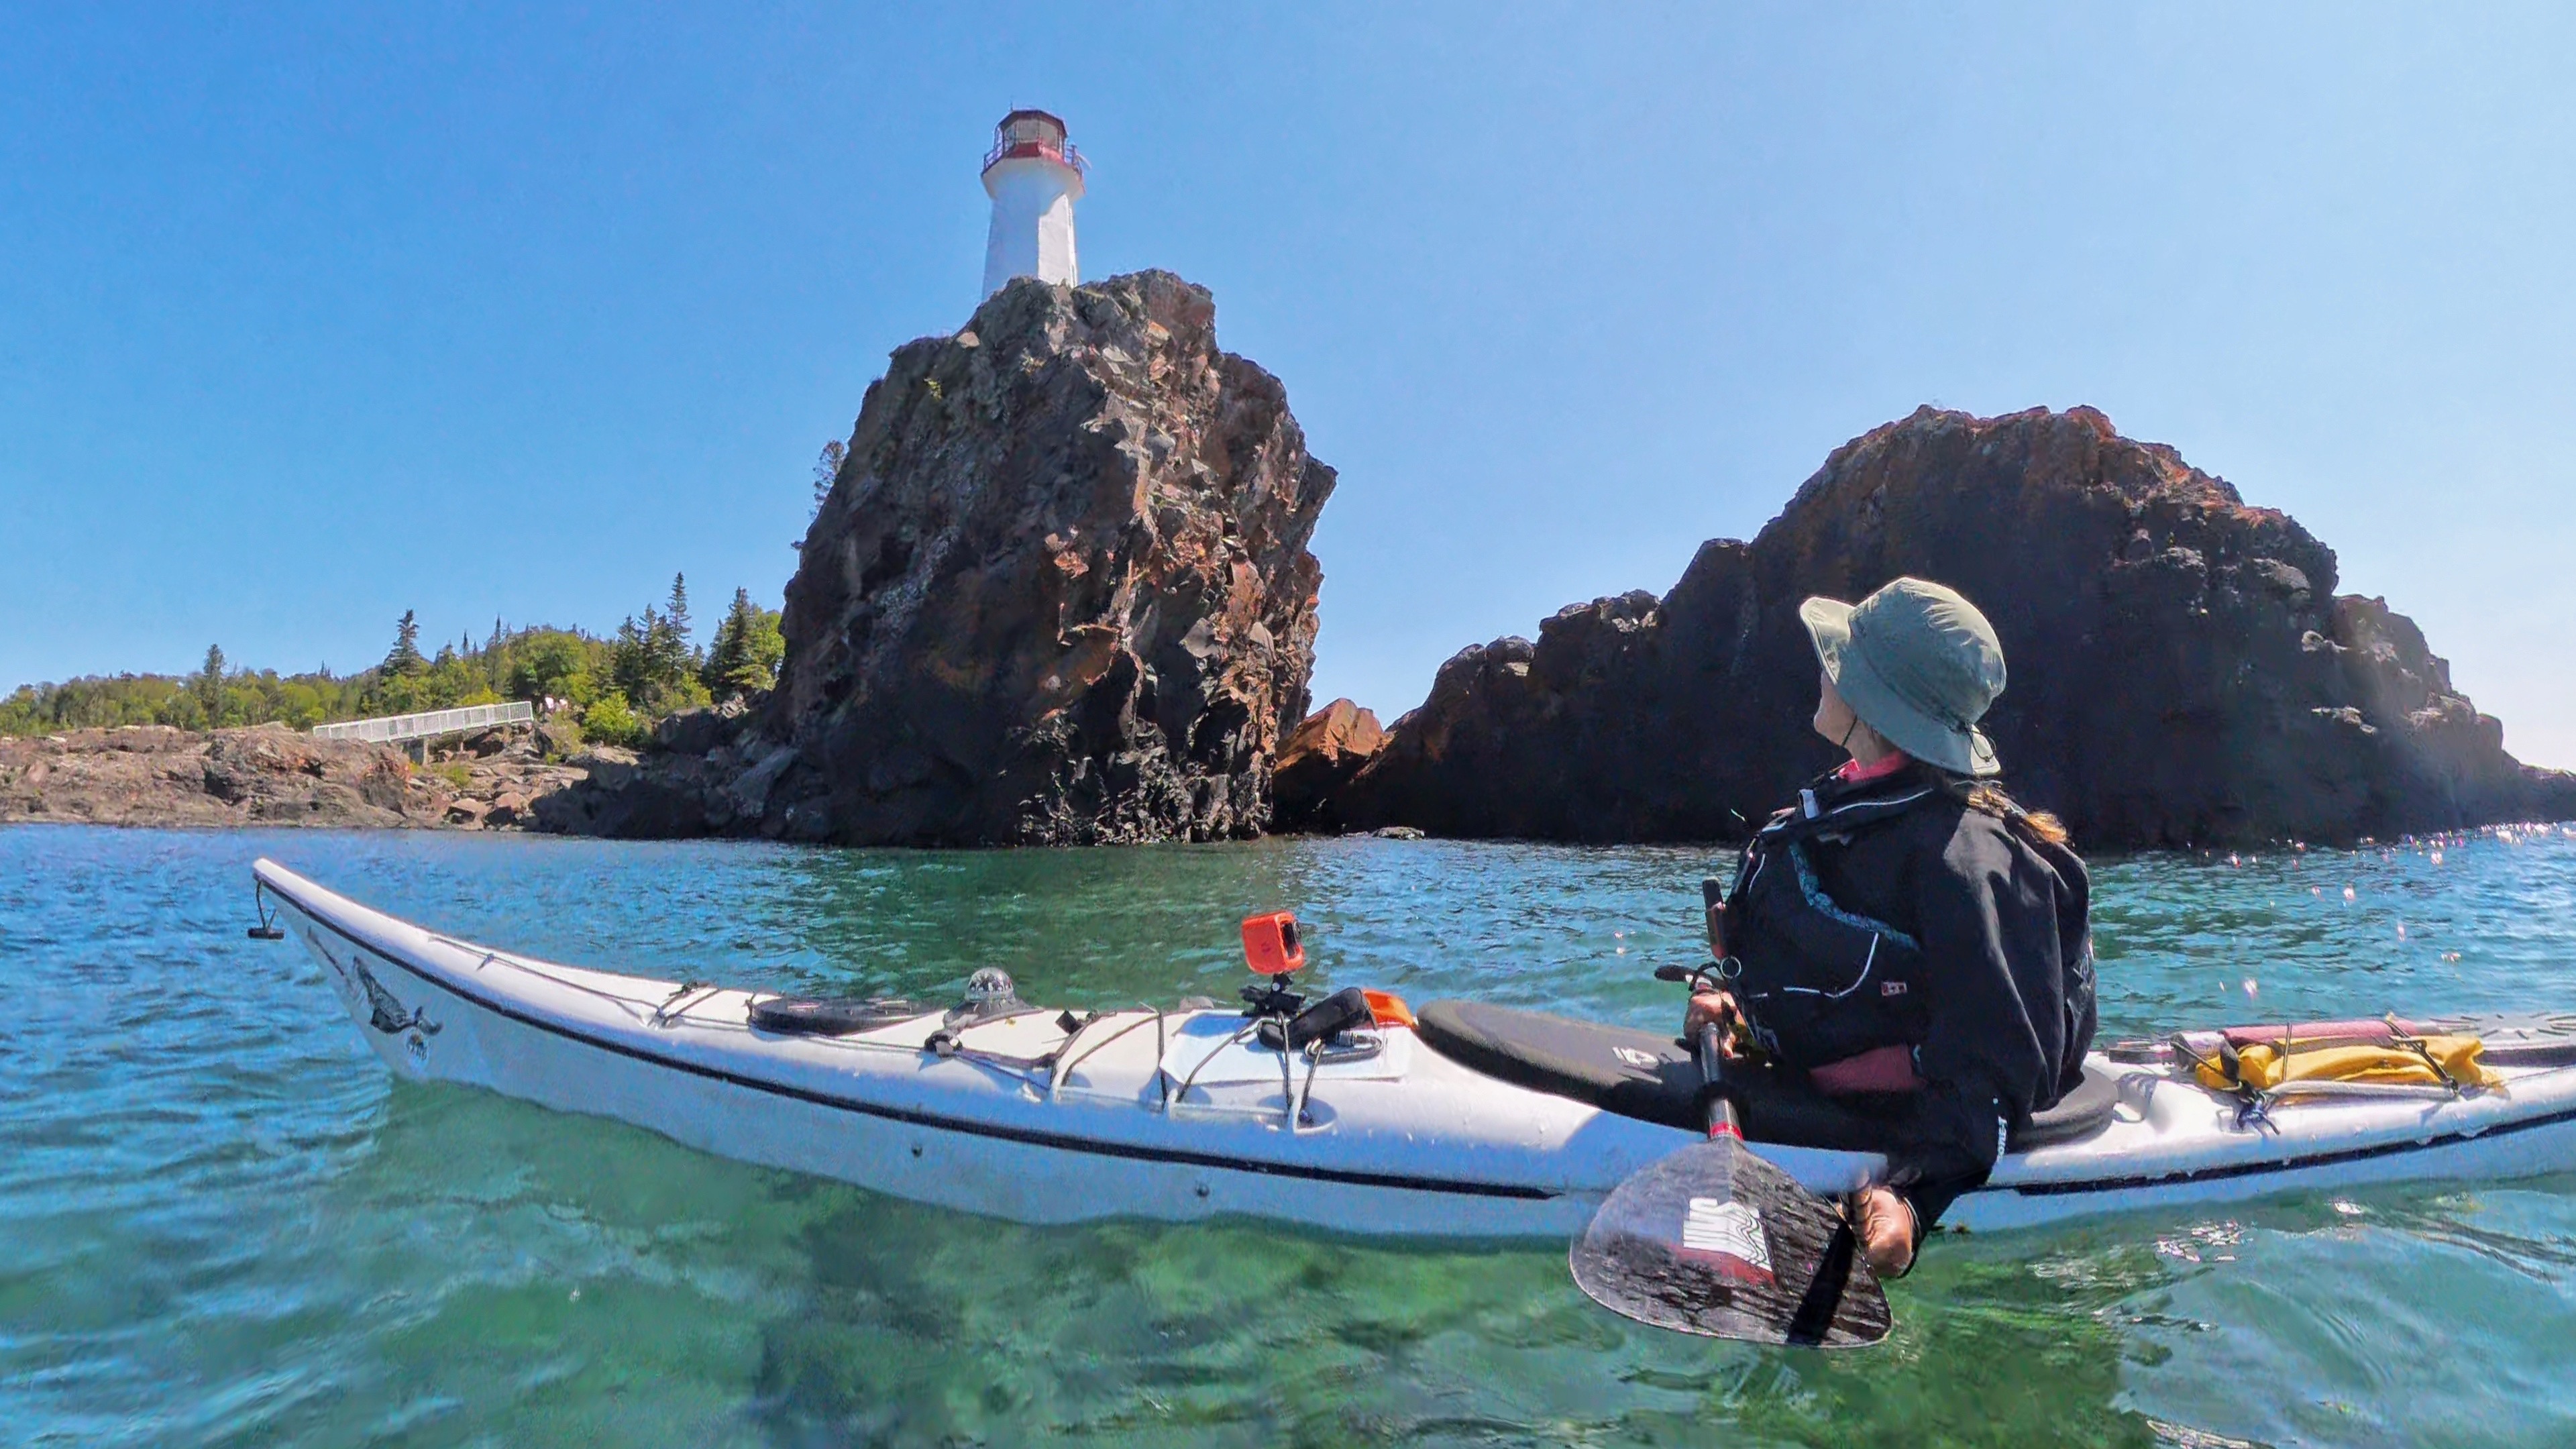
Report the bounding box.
[1684,577,2096,1279]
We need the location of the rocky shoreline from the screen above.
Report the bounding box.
[11,284,2571,851]
[0,723,586,831]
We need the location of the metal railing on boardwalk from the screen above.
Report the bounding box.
[310,700,534,745]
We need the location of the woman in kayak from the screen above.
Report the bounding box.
[1686,576,2096,1278]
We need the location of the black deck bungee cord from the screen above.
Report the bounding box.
[394,917,1322,1106]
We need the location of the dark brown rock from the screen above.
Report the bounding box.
[1334,405,2576,847]
[1270,698,1386,833]
[566,746,641,789]
[546,270,1336,845]
[651,701,745,756]
[773,270,1332,845]
[530,745,734,838]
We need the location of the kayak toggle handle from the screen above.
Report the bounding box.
[246,881,285,941]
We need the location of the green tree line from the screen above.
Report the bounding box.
[1,576,784,743]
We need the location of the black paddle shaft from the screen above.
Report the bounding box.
[1568,1023,1893,1346]
[1697,1024,1741,1138]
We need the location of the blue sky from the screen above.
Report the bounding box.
[5,5,2573,763]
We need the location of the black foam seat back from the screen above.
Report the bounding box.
[1414,1000,1902,1150]
[2012,1063,2120,1149]
[1414,999,2123,1151]
[1413,1000,1704,1130]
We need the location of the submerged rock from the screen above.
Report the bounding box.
[1334,406,2576,847]
[543,270,1336,844]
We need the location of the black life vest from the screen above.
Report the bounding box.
[1720,775,1944,1073]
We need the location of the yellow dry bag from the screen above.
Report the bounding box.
[2192,1033,2500,1093]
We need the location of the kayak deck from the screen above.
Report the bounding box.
[253,858,2576,1238]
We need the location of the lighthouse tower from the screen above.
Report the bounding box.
[979,109,1085,298]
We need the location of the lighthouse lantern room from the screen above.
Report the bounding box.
[979,109,1086,298]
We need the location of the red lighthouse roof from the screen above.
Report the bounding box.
[983,109,1085,174]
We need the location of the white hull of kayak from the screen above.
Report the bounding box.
[254,860,2576,1238]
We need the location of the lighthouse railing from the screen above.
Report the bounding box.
[983,138,1086,173]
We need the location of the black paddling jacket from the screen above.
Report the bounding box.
[1720,762,2096,1226]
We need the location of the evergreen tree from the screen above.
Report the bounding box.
[663,574,695,667]
[382,610,427,676]
[702,588,786,700]
[645,612,684,689]
[194,644,227,727]
[610,608,657,708]
[601,581,716,718]
[703,592,746,690]
[812,440,847,516]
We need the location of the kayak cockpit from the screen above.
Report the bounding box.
[1413,999,2123,1151]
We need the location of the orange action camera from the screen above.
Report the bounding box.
[1240,910,1305,976]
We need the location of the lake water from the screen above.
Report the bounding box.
[5,824,2575,1447]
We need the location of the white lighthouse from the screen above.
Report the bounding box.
[979,109,1085,298]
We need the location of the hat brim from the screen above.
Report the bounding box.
[1800,596,2000,777]
[1799,595,1856,678]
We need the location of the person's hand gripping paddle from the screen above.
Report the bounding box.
[1570,1021,1894,1346]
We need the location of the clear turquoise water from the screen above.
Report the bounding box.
[5,824,2575,1448]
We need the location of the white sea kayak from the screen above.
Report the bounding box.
[252,859,2576,1238]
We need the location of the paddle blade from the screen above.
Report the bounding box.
[1571,1138,1892,1347]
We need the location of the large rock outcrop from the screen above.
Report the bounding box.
[1,724,422,827]
[1330,406,2575,847]
[1269,698,1386,833]
[0,722,589,830]
[546,271,1336,845]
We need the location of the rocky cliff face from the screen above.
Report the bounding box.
[1332,406,2575,847]
[1269,698,1386,833]
[551,271,1336,845]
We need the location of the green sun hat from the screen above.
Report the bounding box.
[1798,577,2007,777]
